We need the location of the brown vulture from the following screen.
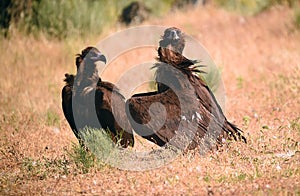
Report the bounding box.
[126,27,246,151]
[62,47,134,148]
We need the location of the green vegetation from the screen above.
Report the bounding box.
[294,4,300,29]
[214,0,271,15]
[242,115,251,127]
[0,0,176,39]
[22,156,70,180]
[45,109,60,127]
[214,0,296,15]
[21,136,110,178]
[199,65,222,93]
[79,127,117,162]
[1,0,299,39]
[65,127,130,173]
[236,76,244,89]
[66,142,98,174]
[13,127,119,179]
[290,117,300,133]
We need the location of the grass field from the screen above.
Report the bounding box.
[0,4,299,195]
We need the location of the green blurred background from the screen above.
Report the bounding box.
[1,0,299,39]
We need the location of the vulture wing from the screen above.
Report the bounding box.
[126,88,198,149]
[62,47,134,148]
[159,47,247,144]
[127,46,246,150]
[62,74,79,139]
[95,81,134,147]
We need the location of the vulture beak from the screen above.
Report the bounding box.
[98,54,107,64]
[170,30,180,40]
[91,53,107,64]
[173,34,180,40]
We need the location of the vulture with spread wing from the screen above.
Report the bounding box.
[62,47,134,148]
[126,27,246,150]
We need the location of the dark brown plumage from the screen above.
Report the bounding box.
[126,28,246,151]
[156,27,186,93]
[62,47,134,148]
[159,47,246,144]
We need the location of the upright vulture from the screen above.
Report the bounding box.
[62,47,134,148]
[126,27,246,150]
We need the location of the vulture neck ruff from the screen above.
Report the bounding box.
[74,59,99,97]
[159,39,185,54]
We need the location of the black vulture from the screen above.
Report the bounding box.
[126,28,246,151]
[62,47,134,148]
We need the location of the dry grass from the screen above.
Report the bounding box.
[0,5,300,195]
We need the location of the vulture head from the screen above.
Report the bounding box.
[74,47,107,95]
[159,27,185,54]
[75,46,107,70]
